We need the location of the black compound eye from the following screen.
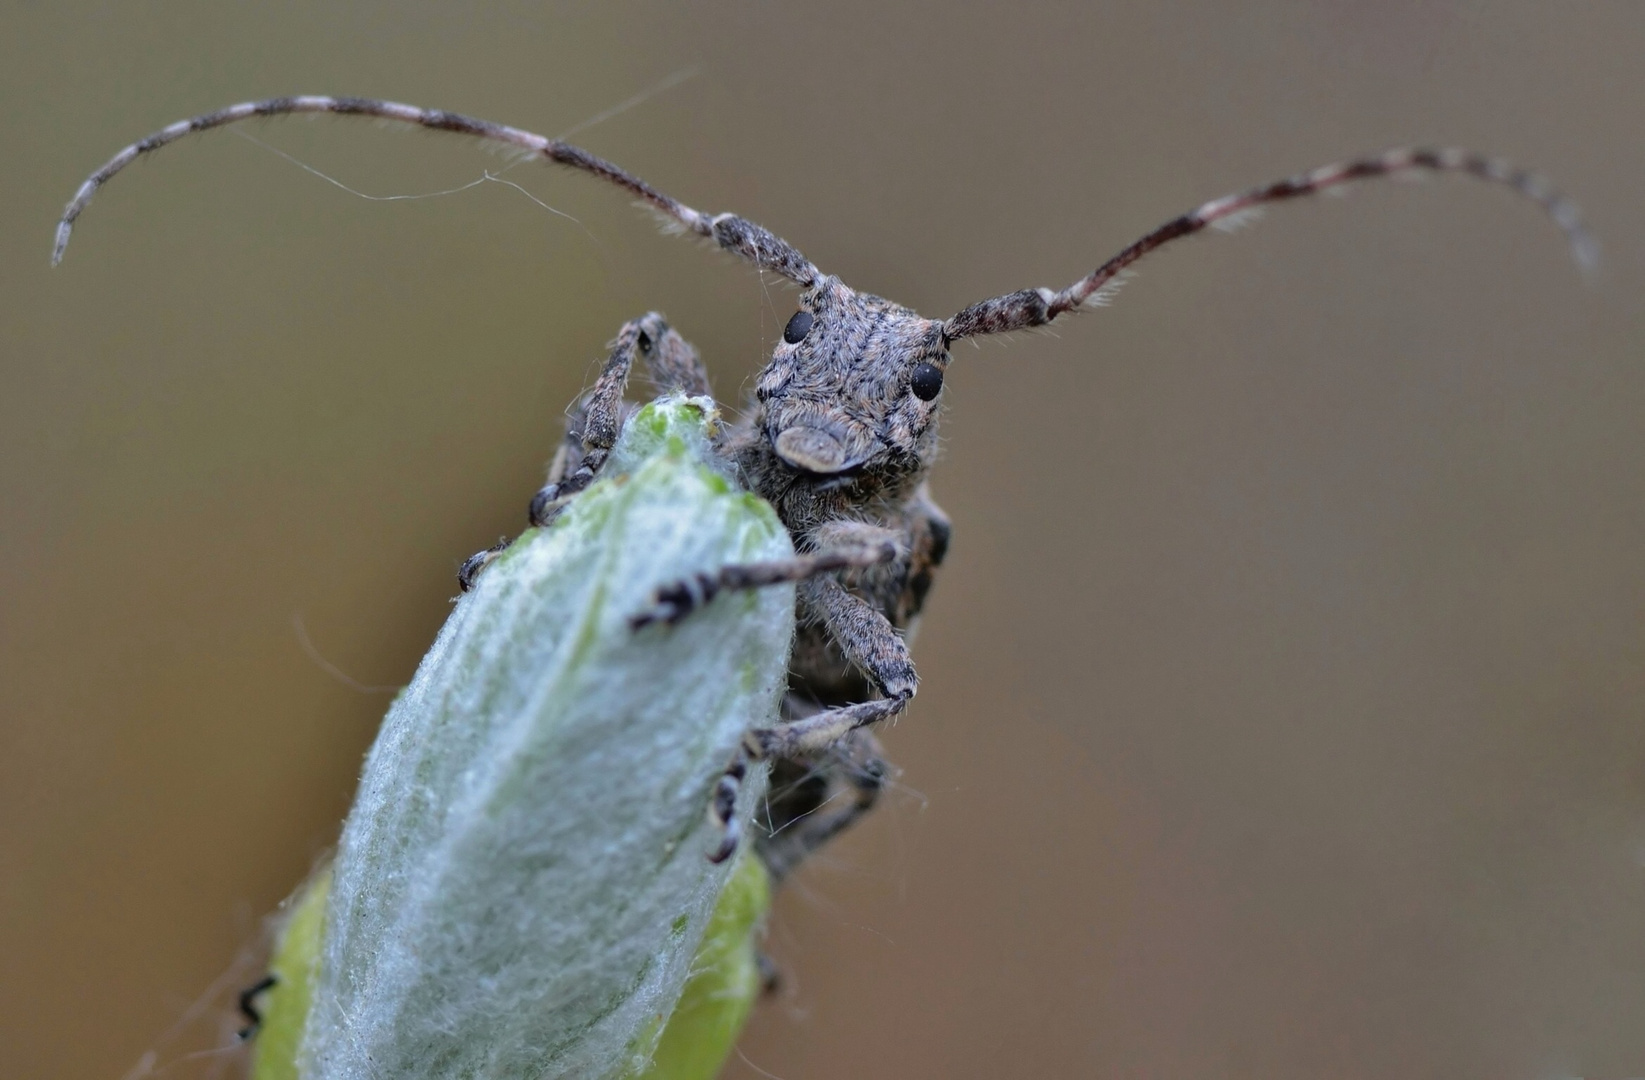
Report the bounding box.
[909,362,944,401]
[782,310,814,345]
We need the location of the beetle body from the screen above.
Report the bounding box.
[54,96,1592,879]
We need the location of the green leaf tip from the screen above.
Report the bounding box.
[262,395,792,1079]
[251,868,330,1080]
[631,855,771,1080]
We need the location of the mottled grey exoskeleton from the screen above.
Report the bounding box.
[55,97,1593,883]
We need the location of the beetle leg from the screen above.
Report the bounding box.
[456,537,511,593]
[528,312,686,528]
[236,973,278,1041]
[705,579,914,862]
[629,523,901,628]
[462,314,713,591]
[755,727,891,883]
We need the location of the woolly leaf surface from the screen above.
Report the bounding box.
[298,396,792,1080]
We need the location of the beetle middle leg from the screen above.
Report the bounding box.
[703,574,916,862]
[756,726,892,883]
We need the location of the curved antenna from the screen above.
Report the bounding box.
[52,96,819,285]
[944,147,1595,340]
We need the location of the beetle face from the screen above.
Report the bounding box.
[755,277,949,482]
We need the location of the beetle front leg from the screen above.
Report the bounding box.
[629,522,902,627]
[529,313,712,527]
[455,537,511,593]
[526,314,657,527]
[460,314,712,592]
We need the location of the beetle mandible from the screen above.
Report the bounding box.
[54,96,1593,879]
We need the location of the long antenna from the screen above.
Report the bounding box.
[52,96,819,284]
[944,146,1595,340]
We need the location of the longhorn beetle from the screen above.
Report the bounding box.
[55,97,1592,880]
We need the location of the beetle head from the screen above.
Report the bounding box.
[754,276,949,487]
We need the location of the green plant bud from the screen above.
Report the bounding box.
[261,396,792,1080]
[254,853,771,1080]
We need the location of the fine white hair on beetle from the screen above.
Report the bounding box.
[1079,269,1134,309]
[1209,205,1268,233]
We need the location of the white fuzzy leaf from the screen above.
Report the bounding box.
[301,396,794,1080]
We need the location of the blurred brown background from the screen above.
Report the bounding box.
[5,2,1644,1077]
